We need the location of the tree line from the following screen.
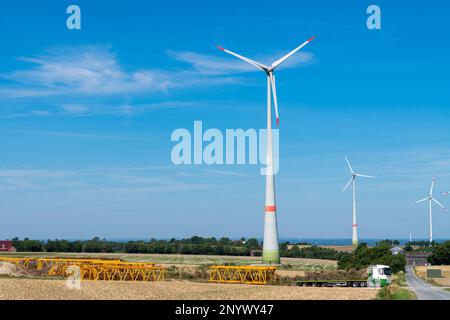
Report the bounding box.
[13,237,448,271]
[280,243,349,260]
[11,236,260,256]
[11,236,349,260]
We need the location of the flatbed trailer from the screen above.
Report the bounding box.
[296,279,368,287]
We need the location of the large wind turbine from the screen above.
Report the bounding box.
[413,178,447,244]
[342,156,375,246]
[218,37,315,264]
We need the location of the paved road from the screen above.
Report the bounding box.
[406,266,450,300]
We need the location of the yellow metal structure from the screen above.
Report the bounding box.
[209,265,276,285]
[0,257,33,269]
[0,257,165,281]
[79,263,165,281]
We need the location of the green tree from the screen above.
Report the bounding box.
[404,244,413,252]
[338,243,405,273]
[428,241,450,265]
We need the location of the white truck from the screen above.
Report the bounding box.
[296,265,392,288]
[367,264,392,287]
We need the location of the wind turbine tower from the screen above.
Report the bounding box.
[342,156,375,246]
[413,178,447,244]
[218,37,315,264]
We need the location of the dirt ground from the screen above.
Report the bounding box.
[415,266,450,286]
[0,278,378,300]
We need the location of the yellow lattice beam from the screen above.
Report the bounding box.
[0,257,164,282]
[79,264,165,281]
[209,265,276,285]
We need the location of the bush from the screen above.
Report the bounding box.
[376,284,416,300]
[428,241,450,265]
[393,271,406,286]
[281,245,348,261]
[404,244,413,252]
[337,243,406,273]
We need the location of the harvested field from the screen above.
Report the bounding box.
[0,278,378,300]
[415,266,450,287]
[275,270,306,278]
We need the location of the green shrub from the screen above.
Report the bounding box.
[376,285,416,300]
[281,245,349,261]
[338,243,406,273]
[428,241,450,265]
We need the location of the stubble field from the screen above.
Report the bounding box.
[0,278,378,300]
[415,266,450,287]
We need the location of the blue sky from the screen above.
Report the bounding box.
[0,0,449,240]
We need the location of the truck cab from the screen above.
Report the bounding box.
[367,264,392,287]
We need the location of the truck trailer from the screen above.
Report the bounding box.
[296,265,392,288]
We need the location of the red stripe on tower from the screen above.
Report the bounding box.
[265,205,277,212]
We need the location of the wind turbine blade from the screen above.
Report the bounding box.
[345,156,354,174]
[269,73,279,126]
[432,197,446,210]
[271,36,315,70]
[430,177,435,196]
[415,198,429,204]
[342,177,353,192]
[217,46,268,72]
[355,174,376,178]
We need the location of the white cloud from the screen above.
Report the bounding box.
[0,100,199,118]
[0,166,210,193]
[0,45,316,117]
[168,50,316,75]
[1,45,316,98]
[4,46,170,96]
[0,46,246,99]
[2,129,143,140]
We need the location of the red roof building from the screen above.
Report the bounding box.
[0,241,16,252]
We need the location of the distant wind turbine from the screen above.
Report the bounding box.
[218,37,315,264]
[342,156,375,246]
[413,177,447,244]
